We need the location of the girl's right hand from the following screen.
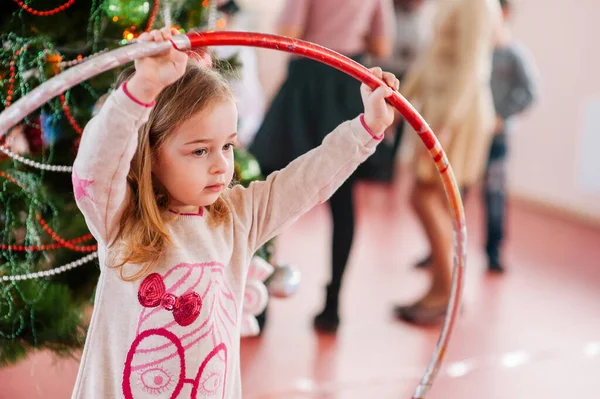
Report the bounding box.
[127,27,188,103]
[360,67,399,135]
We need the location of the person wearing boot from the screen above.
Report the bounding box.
[250,0,395,333]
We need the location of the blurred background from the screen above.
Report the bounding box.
[1,0,599,398]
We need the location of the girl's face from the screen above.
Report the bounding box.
[152,98,238,213]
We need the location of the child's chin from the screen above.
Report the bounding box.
[199,194,221,206]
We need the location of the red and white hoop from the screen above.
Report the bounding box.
[0,31,467,399]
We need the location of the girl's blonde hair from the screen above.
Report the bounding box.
[112,57,234,281]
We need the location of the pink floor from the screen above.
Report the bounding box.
[2,174,600,398]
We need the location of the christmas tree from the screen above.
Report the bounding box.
[0,0,269,366]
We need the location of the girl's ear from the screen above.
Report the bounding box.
[151,172,170,207]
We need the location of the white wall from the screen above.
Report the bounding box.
[507,1,600,220]
[235,0,289,101]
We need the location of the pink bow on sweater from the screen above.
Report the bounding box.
[138,273,202,327]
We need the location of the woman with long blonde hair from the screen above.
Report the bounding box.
[394,0,502,324]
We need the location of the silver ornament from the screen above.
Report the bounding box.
[266,264,301,298]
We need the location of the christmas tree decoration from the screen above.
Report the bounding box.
[23,119,43,154]
[0,0,263,367]
[266,264,301,299]
[10,0,76,17]
[104,0,151,27]
[240,256,274,337]
[40,111,62,145]
[233,147,262,184]
[2,125,30,155]
[45,52,62,76]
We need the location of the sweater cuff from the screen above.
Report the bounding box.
[359,114,384,140]
[348,115,384,150]
[109,84,155,122]
[121,81,156,108]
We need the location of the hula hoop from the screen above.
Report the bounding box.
[0,32,467,399]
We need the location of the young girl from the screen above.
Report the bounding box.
[71,27,398,398]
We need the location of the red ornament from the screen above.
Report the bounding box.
[23,118,43,154]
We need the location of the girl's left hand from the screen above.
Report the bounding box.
[360,67,399,135]
[128,27,188,103]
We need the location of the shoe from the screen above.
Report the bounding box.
[393,303,448,325]
[415,254,432,269]
[313,311,340,334]
[487,262,505,274]
[313,284,340,333]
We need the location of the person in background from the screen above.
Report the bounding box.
[393,0,501,325]
[414,0,539,274]
[249,0,396,333]
[374,0,436,79]
[367,0,437,181]
[482,0,539,272]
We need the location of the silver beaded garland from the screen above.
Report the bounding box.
[1,252,97,282]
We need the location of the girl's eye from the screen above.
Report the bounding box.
[193,148,207,157]
[223,143,235,151]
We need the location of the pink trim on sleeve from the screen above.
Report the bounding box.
[359,114,384,140]
[121,81,156,108]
